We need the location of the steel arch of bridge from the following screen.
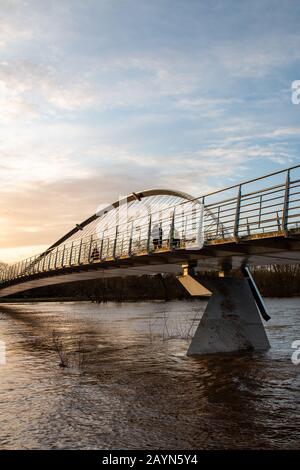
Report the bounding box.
[46,188,205,252]
[1,188,208,283]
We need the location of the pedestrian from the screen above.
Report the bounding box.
[151,223,163,249]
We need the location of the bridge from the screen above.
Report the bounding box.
[1,164,300,355]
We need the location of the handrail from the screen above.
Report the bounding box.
[192,163,300,201]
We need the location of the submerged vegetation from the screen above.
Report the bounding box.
[51,331,87,369]
[52,331,69,368]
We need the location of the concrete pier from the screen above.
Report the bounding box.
[178,274,270,356]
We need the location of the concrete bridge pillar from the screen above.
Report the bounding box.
[178,270,270,356]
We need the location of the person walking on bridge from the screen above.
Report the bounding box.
[91,245,100,262]
[169,227,180,248]
[151,223,163,250]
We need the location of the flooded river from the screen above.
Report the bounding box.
[0,299,299,449]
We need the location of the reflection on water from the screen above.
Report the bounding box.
[0,299,299,449]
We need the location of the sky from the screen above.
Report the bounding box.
[0,0,300,263]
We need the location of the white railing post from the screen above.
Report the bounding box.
[169,209,175,249]
[99,236,104,260]
[48,251,52,271]
[113,225,119,259]
[42,253,47,272]
[282,169,290,233]
[128,221,133,256]
[69,242,74,266]
[54,248,59,269]
[147,214,152,253]
[78,239,83,264]
[88,235,93,263]
[61,245,66,268]
[233,185,242,240]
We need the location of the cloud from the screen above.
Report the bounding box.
[268,127,300,138]
[0,1,34,50]
[209,36,300,79]
[0,61,100,122]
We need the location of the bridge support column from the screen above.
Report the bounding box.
[178,270,270,356]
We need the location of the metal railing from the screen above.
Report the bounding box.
[1,164,300,285]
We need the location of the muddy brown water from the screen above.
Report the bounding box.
[0,299,299,449]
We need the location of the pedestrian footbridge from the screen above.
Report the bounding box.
[1,165,300,355]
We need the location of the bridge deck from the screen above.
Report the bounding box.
[1,230,299,298]
[1,164,300,297]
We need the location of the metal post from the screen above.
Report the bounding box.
[37,258,42,274]
[276,212,281,230]
[54,248,59,269]
[24,259,28,275]
[113,225,119,259]
[48,251,52,271]
[61,245,66,268]
[233,184,242,240]
[78,239,83,264]
[88,235,93,263]
[100,235,104,260]
[120,234,124,256]
[147,214,152,253]
[106,238,110,259]
[69,242,74,266]
[282,169,290,233]
[27,257,32,275]
[128,221,133,256]
[12,264,16,279]
[258,195,262,228]
[202,196,205,242]
[216,206,220,237]
[19,260,24,277]
[42,253,47,272]
[29,257,33,275]
[169,210,175,249]
[184,214,188,244]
